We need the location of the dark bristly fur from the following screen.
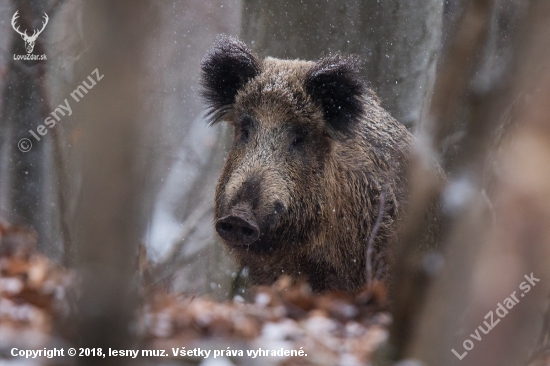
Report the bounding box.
[304,54,365,136]
[200,35,261,125]
[199,35,438,294]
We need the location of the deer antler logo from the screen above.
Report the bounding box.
[11,11,49,54]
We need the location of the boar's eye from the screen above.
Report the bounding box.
[240,128,250,143]
[292,136,304,147]
[238,116,253,143]
[289,131,306,151]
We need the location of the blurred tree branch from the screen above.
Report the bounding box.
[387,1,550,365]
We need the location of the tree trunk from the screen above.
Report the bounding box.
[392,1,549,365]
[68,2,157,364]
[0,1,49,247]
[241,0,443,129]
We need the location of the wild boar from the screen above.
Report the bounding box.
[200,35,432,293]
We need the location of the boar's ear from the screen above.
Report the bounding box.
[200,35,261,125]
[304,54,366,136]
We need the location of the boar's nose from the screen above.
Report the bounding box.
[216,214,260,246]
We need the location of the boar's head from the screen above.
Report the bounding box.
[200,35,368,278]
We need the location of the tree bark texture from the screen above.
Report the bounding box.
[241,0,443,129]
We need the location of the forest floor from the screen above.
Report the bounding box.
[2,220,550,366]
[0,220,390,366]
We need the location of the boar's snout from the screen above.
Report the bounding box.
[215,210,260,246]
